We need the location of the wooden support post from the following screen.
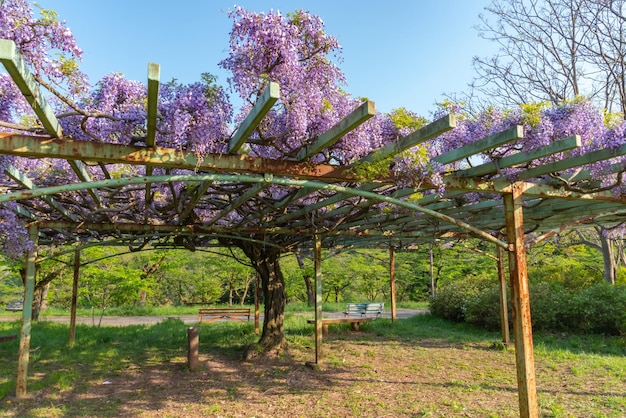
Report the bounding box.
[69,249,80,346]
[187,327,199,371]
[389,246,397,322]
[496,245,510,345]
[16,223,38,399]
[314,235,323,363]
[254,274,260,335]
[504,184,538,418]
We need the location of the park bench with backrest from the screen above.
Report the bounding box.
[198,307,251,323]
[344,302,384,318]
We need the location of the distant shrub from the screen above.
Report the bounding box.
[430,277,491,323]
[568,283,626,335]
[464,284,505,330]
[529,282,573,332]
[431,278,626,336]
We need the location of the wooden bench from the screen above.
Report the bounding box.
[198,307,251,323]
[0,335,17,343]
[344,302,384,318]
[307,317,373,333]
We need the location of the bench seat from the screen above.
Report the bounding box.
[307,317,373,333]
[344,302,384,317]
[198,307,251,323]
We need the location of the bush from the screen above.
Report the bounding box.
[569,283,626,335]
[431,276,626,336]
[529,281,573,332]
[464,284,506,331]
[430,277,491,323]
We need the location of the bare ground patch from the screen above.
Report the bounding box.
[3,331,624,417]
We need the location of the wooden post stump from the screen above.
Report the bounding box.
[187,327,199,371]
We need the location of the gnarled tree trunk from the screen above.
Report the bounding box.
[238,240,286,357]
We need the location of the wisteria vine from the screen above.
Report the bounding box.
[0,2,626,259]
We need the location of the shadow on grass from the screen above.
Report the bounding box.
[1,313,624,417]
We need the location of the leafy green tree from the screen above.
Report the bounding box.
[0,254,22,309]
[152,250,225,306]
[69,247,145,323]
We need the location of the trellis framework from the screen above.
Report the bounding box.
[2,39,626,417]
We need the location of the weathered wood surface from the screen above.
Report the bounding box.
[198,308,251,323]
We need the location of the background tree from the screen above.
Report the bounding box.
[471,0,626,283]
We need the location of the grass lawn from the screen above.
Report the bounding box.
[0,311,624,417]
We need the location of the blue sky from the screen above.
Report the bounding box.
[36,1,494,117]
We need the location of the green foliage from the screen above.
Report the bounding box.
[349,155,395,182]
[528,282,573,332]
[463,284,505,330]
[603,108,624,128]
[388,107,428,131]
[0,255,22,308]
[432,275,626,335]
[430,276,492,323]
[519,102,549,127]
[527,241,603,289]
[569,283,626,335]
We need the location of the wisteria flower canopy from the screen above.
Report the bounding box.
[0,5,625,255]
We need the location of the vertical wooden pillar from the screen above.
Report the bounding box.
[16,223,38,399]
[254,273,260,335]
[496,245,510,345]
[69,249,80,346]
[314,235,323,363]
[503,184,538,418]
[389,246,397,322]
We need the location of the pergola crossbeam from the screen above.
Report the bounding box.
[359,114,455,163]
[433,125,524,165]
[0,40,62,138]
[4,164,78,221]
[228,82,280,153]
[295,100,376,160]
[0,133,355,181]
[455,135,581,178]
[509,140,626,181]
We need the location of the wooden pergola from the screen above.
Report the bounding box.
[2,39,626,417]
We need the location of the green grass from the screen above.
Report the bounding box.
[1,311,624,417]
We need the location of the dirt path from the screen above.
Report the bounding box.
[0,308,426,326]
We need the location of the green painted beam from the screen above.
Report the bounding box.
[433,125,524,165]
[359,114,456,163]
[286,186,415,229]
[440,175,626,202]
[0,39,62,138]
[146,63,160,148]
[228,82,280,153]
[273,183,381,225]
[145,63,160,203]
[295,100,376,160]
[4,164,78,221]
[527,207,626,248]
[456,135,581,178]
[512,140,626,181]
[37,220,308,238]
[0,133,355,181]
[518,181,626,202]
[67,160,102,206]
